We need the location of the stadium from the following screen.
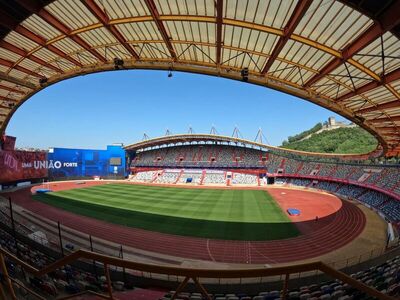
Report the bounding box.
[0,0,400,299]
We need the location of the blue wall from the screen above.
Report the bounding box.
[47,145,126,179]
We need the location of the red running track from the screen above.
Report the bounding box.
[4,182,366,264]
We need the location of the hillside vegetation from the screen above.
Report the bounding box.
[286,123,323,143]
[281,126,378,154]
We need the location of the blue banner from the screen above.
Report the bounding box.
[47,145,126,179]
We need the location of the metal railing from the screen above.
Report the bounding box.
[0,245,397,300]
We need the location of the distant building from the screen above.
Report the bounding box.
[325,117,353,130]
[301,117,355,141]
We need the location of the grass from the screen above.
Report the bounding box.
[33,183,300,241]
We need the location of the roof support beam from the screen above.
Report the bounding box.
[215,0,223,65]
[143,0,177,60]
[356,100,400,114]
[0,40,64,74]
[304,0,400,87]
[0,10,82,68]
[0,72,36,89]
[0,57,45,79]
[375,126,399,130]
[369,115,400,124]
[0,84,25,95]
[82,0,139,59]
[14,25,83,67]
[36,10,107,63]
[14,1,107,63]
[337,68,400,102]
[0,104,11,110]
[0,95,19,102]
[261,0,313,74]
[386,83,400,100]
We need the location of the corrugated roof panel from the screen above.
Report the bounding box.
[164,21,210,43]
[33,47,59,62]
[293,69,314,85]
[324,83,347,99]
[391,79,400,92]
[46,0,98,30]
[278,40,333,72]
[50,38,97,64]
[222,48,246,69]
[384,108,400,115]
[6,85,30,94]
[342,97,365,110]
[225,0,297,29]
[4,32,39,52]
[0,66,9,73]
[160,20,175,40]
[104,44,132,60]
[43,55,75,72]
[252,31,278,55]
[23,14,62,40]
[67,53,96,66]
[355,32,400,76]
[8,69,30,80]
[78,27,118,47]
[155,0,214,16]
[270,61,294,80]
[224,25,267,50]
[322,85,343,98]
[0,81,17,89]
[363,86,395,102]
[134,21,161,40]
[312,77,335,93]
[0,90,10,97]
[331,63,375,93]
[0,48,22,62]
[295,0,372,51]
[190,44,213,63]
[95,0,149,19]
[140,42,169,59]
[53,38,83,53]
[239,28,261,53]
[122,21,161,42]
[18,59,42,72]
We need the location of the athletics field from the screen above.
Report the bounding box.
[33,183,299,240]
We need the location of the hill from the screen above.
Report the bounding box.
[281,126,378,154]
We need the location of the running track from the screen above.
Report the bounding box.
[3,182,366,264]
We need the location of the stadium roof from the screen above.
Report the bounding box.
[124,133,381,160]
[0,0,399,156]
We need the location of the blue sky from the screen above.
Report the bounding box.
[6,70,347,149]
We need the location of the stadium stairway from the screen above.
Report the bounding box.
[151,170,163,183]
[174,170,184,184]
[327,165,338,178]
[278,158,286,173]
[295,162,304,175]
[345,167,358,180]
[199,170,206,185]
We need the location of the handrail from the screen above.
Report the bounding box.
[0,246,396,300]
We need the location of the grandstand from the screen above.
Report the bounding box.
[0,0,400,299]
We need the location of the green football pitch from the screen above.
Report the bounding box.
[33,184,300,241]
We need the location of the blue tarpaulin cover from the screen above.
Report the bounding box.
[287,208,301,216]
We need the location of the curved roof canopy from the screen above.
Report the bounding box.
[0,0,400,156]
[124,133,382,160]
